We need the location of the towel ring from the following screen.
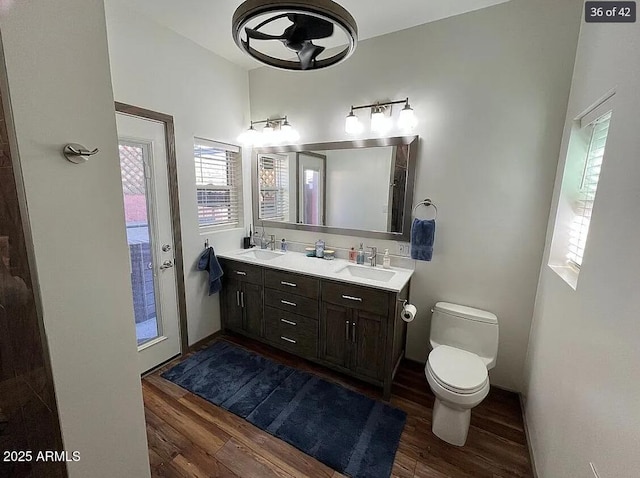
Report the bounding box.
[412,198,438,219]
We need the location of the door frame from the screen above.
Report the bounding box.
[115,102,189,355]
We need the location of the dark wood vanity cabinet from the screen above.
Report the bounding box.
[219,258,409,400]
[220,260,264,339]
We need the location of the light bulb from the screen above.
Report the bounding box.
[398,103,417,131]
[371,107,391,134]
[345,110,362,135]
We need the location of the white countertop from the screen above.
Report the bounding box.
[217,248,414,293]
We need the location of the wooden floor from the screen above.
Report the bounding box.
[143,335,533,477]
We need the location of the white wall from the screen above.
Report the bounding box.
[325,147,392,231]
[249,0,582,391]
[523,17,640,478]
[104,0,252,345]
[0,1,150,476]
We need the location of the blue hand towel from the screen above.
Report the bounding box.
[197,246,223,295]
[411,218,435,261]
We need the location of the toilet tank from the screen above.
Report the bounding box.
[429,302,499,369]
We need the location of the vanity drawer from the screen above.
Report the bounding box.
[220,259,263,286]
[264,306,318,358]
[321,280,390,315]
[265,288,319,320]
[264,269,319,299]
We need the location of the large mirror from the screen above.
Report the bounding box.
[252,136,418,241]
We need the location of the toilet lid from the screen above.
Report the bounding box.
[428,345,488,394]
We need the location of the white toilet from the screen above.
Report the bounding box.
[425,302,499,446]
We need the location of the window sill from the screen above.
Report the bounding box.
[549,264,579,290]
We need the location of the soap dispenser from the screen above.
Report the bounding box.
[356,243,365,265]
[383,249,391,269]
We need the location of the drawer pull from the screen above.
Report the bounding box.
[280,281,297,287]
[342,294,363,302]
[280,336,297,344]
[281,300,297,307]
[280,318,297,326]
[235,271,247,276]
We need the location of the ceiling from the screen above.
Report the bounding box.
[119,0,511,69]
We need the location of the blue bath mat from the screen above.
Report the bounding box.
[161,340,406,478]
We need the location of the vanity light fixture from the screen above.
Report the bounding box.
[238,116,300,146]
[345,97,417,135]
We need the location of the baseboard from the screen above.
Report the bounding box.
[188,330,223,352]
[519,394,539,478]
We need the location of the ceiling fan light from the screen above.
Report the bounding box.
[232,0,358,71]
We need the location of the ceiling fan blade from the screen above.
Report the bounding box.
[245,27,285,41]
[288,14,334,40]
[297,42,325,70]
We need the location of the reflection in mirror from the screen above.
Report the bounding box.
[253,136,418,241]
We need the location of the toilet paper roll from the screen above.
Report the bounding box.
[401,304,417,323]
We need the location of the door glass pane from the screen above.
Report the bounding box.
[118,142,160,346]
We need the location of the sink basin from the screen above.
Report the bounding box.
[236,249,284,261]
[335,265,396,283]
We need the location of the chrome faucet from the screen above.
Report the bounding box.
[367,246,377,267]
[261,233,276,250]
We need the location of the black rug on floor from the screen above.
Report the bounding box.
[161,340,406,478]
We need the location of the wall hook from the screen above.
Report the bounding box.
[63,143,99,164]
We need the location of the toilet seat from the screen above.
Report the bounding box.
[428,345,488,395]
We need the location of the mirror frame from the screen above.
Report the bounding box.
[252,135,419,241]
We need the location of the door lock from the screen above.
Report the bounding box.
[159,260,174,270]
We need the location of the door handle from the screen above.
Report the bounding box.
[236,291,240,307]
[240,291,245,308]
[345,320,350,340]
[162,244,172,252]
[159,260,174,270]
[352,321,356,343]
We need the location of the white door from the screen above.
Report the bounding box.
[116,112,181,374]
[297,152,326,225]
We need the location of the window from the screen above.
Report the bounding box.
[549,94,613,289]
[194,138,242,228]
[258,153,289,221]
[566,112,611,267]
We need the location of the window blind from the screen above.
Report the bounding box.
[194,138,242,228]
[258,154,289,221]
[567,111,611,267]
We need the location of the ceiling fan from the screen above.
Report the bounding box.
[232,0,358,71]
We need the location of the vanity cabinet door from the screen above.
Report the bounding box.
[243,282,264,338]
[319,302,350,369]
[351,310,386,381]
[222,277,243,332]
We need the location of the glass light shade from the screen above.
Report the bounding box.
[398,105,417,131]
[262,123,275,143]
[345,111,362,135]
[371,108,391,134]
[281,122,300,142]
[237,125,260,146]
